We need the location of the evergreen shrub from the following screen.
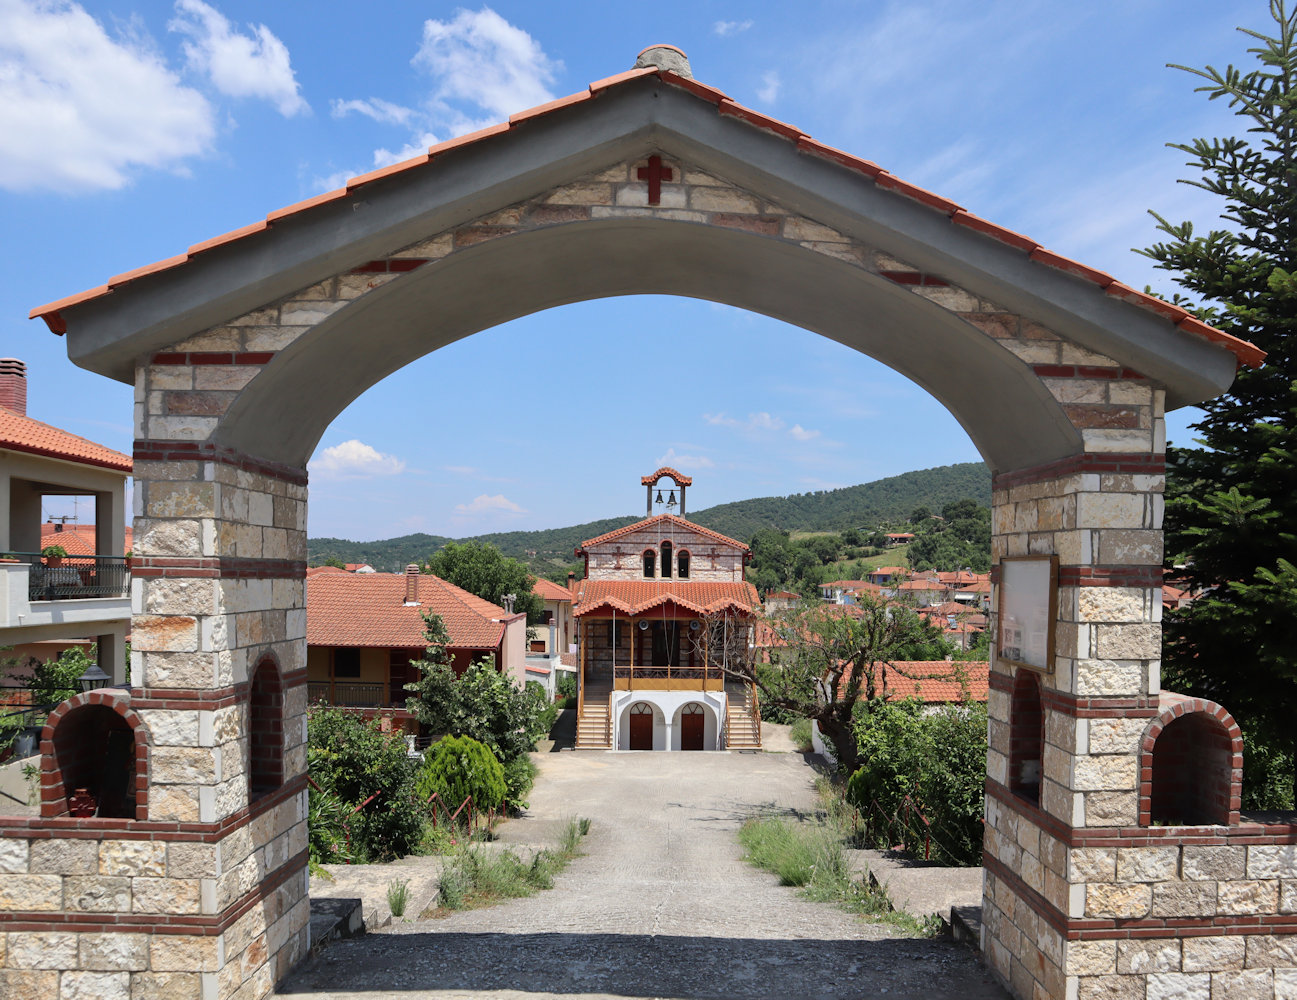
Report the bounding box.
[417,734,506,815]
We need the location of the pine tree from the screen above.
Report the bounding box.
[1141,0,1297,807]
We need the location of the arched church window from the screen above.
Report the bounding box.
[643,550,656,578]
[678,550,691,578]
[249,657,284,801]
[661,541,673,579]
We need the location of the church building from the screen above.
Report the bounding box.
[572,469,761,750]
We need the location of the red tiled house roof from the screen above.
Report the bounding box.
[532,578,574,602]
[0,406,131,473]
[882,661,990,704]
[572,579,759,618]
[40,524,133,557]
[576,513,748,553]
[306,570,512,650]
[30,62,1264,370]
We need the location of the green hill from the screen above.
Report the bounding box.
[307,462,991,573]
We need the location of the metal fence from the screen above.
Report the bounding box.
[11,553,130,602]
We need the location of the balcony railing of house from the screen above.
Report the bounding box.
[612,664,726,689]
[307,681,400,709]
[12,553,130,602]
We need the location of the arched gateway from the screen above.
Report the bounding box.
[10,44,1275,1000]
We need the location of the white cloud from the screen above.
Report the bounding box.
[713,19,753,36]
[657,448,715,471]
[310,440,406,478]
[331,97,414,126]
[321,7,557,191]
[454,493,528,515]
[413,7,559,124]
[705,411,786,433]
[0,0,214,192]
[789,424,821,441]
[170,0,308,117]
[757,70,780,104]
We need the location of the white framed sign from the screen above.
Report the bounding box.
[996,555,1058,673]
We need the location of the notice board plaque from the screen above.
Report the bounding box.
[996,555,1058,673]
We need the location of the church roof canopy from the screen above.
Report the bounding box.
[572,579,759,618]
[641,467,692,487]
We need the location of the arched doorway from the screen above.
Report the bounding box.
[29,46,1260,1000]
[679,703,704,751]
[628,702,654,750]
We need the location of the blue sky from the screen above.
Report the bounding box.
[0,0,1261,539]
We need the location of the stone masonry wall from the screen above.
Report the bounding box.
[8,152,1245,999]
[584,523,745,582]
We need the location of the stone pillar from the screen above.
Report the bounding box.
[0,352,310,999]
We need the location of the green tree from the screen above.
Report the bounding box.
[1141,2,1297,807]
[416,734,506,814]
[423,540,544,625]
[744,597,956,774]
[405,611,548,803]
[306,707,422,862]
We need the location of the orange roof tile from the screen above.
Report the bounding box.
[39,524,132,557]
[641,466,693,486]
[0,406,131,472]
[306,570,509,650]
[572,579,758,618]
[576,513,747,552]
[882,661,989,704]
[27,60,1263,370]
[532,578,574,602]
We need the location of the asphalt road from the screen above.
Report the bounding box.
[281,750,1009,1000]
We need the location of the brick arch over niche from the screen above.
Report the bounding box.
[1140,694,1243,827]
[40,690,149,820]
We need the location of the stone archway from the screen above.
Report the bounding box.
[17,46,1267,1000]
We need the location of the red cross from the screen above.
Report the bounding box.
[637,155,674,205]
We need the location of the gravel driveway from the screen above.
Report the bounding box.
[280,750,1009,999]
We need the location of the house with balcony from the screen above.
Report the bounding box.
[0,359,131,688]
[571,469,762,751]
[305,563,527,735]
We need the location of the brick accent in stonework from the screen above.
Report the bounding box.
[41,691,149,820]
[1142,695,1242,828]
[14,151,1282,1000]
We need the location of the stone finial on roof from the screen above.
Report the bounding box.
[635,44,692,79]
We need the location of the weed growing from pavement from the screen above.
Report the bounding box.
[737,777,941,936]
[386,878,411,917]
[424,815,591,917]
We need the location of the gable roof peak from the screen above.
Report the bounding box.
[635,44,692,79]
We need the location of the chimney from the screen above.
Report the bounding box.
[405,564,419,604]
[567,571,576,593]
[0,359,27,415]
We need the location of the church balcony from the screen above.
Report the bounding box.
[612,665,727,691]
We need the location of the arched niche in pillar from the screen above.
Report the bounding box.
[1009,668,1044,806]
[1141,694,1242,827]
[41,691,149,820]
[249,656,285,801]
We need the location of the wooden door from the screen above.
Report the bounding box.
[629,703,653,750]
[680,703,704,750]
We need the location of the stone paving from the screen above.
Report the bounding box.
[281,749,1009,1000]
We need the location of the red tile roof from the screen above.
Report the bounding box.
[572,579,758,618]
[532,578,574,603]
[641,466,693,486]
[28,63,1264,371]
[0,406,131,473]
[882,661,989,704]
[40,524,132,557]
[576,513,747,553]
[306,570,510,650]
[764,589,801,600]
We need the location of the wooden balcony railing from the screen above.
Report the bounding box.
[307,681,400,709]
